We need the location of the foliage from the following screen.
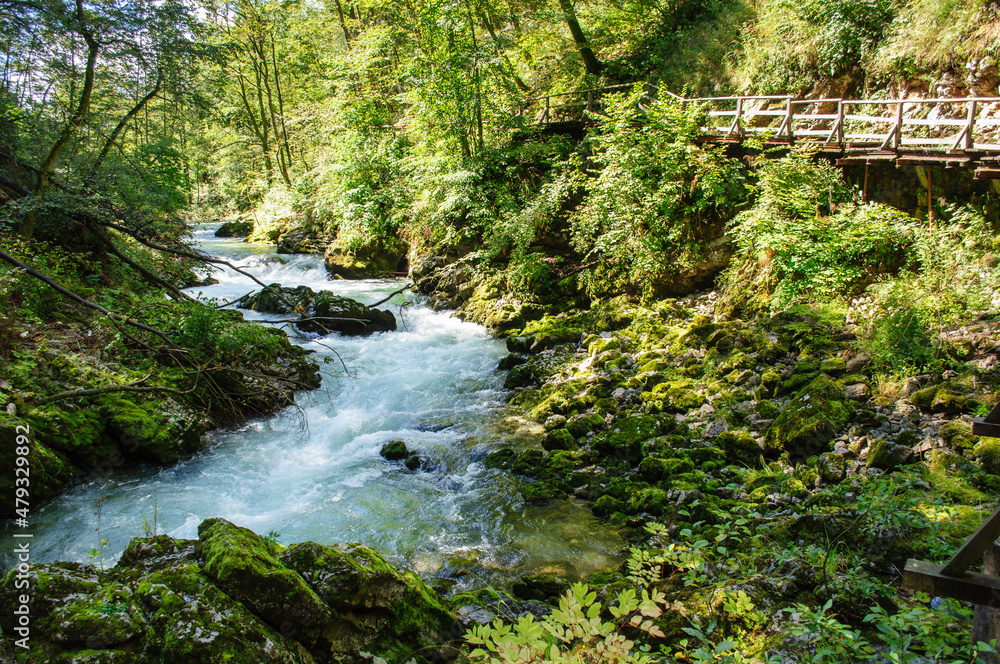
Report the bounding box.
[875,0,1000,75]
[571,88,747,300]
[853,202,1000,372]
[466,582,666,664]
[721,148,912,314]
[739,0,901,93]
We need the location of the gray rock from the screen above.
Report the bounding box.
[844,383,870,402]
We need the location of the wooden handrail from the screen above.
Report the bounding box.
[523,86,1000,163]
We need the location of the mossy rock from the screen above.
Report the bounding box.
[504,364,538,390]
[760,368,781,397]
[974,439,1000,475]
[819,358,846,375]
[638,456,695,482]
[931,390,970,415]
[215,220,254,237]
[594,398,617,416]
[196,518,331,642]
[542,428,577,451]
[592,415,672,466]
[302,291,396,336]
[279,541,459,660]
[716,430,763,468]
[380,440,409,460]
[324,238,407,279]
[483,448,516,470]
[642,380,704,413]
[764,375,854,458]
[0,415,73,515]
[102,396,208,465]
[566,412,605,438]
[939,419,979,452]
[592,494,625,519]
[520,480,565,503]
[628,486,672,517]
[866,438,914,471]
[817,453,847,483]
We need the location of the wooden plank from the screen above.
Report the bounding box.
[974,419,1000,435]
[901,138,964,145]
[901,118,967,127]
[845,114,895,123]
[904,559,1000,606]
[941,505,1000,576]
[975,169,1000,181]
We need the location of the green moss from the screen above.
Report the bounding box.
[592,415,671,466]
[760,368,781,397]
[0,415,74,513]
[196,518,330,639]
[642,380,704,413]
[566,412,605,438]
[542,427,577,451]
[974,439,1000,475]
[638,456,694,482]
[520,480,565,503]
[716,430,763,468]
[592,494,625,519]
[764,375,854,457]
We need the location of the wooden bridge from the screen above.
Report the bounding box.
[523,86,1000,178]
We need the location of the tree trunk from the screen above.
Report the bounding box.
[87,70,162,185]
[557,0,602,76]
[19,0,98,240]
[333,0,351,48]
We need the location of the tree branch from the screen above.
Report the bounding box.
[35,371,195,404]
[0,248,180,348]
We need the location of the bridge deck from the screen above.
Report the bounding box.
[523,86,1000,176]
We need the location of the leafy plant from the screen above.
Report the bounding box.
[466,582,666,664]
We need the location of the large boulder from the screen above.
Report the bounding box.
[299,291,396,335]
[240,284,396,336]
[277,227,330,255]
[241,284,317,315]
[0,521,459,662]
[215,220,254,237]
[280,541,460,660]
[324,238,407,279]
[764,374,855,458]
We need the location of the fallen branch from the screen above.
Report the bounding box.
[369,283,412,308]
[35,371,196,405]
[97,219,278,293]
[0,248,179,349]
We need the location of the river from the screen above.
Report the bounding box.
[2,223,624,591]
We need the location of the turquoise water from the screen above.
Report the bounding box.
[4,223,623,589]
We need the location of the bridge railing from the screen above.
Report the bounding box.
[519,83,652,124]
[682,95,1000,151]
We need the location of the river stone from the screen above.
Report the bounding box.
[215,220,253,237]
[298,291,396,335]
[196,518,332,642]
[279,541,460,659]
[380,440,408,460]
[240,284,396,336]
[276,227,329,254]
[324,239,407,279]
[241,283,317,314]
[765,374,855,458]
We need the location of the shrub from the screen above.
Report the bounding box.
[720,148,911,315]
[571,88,747,300]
